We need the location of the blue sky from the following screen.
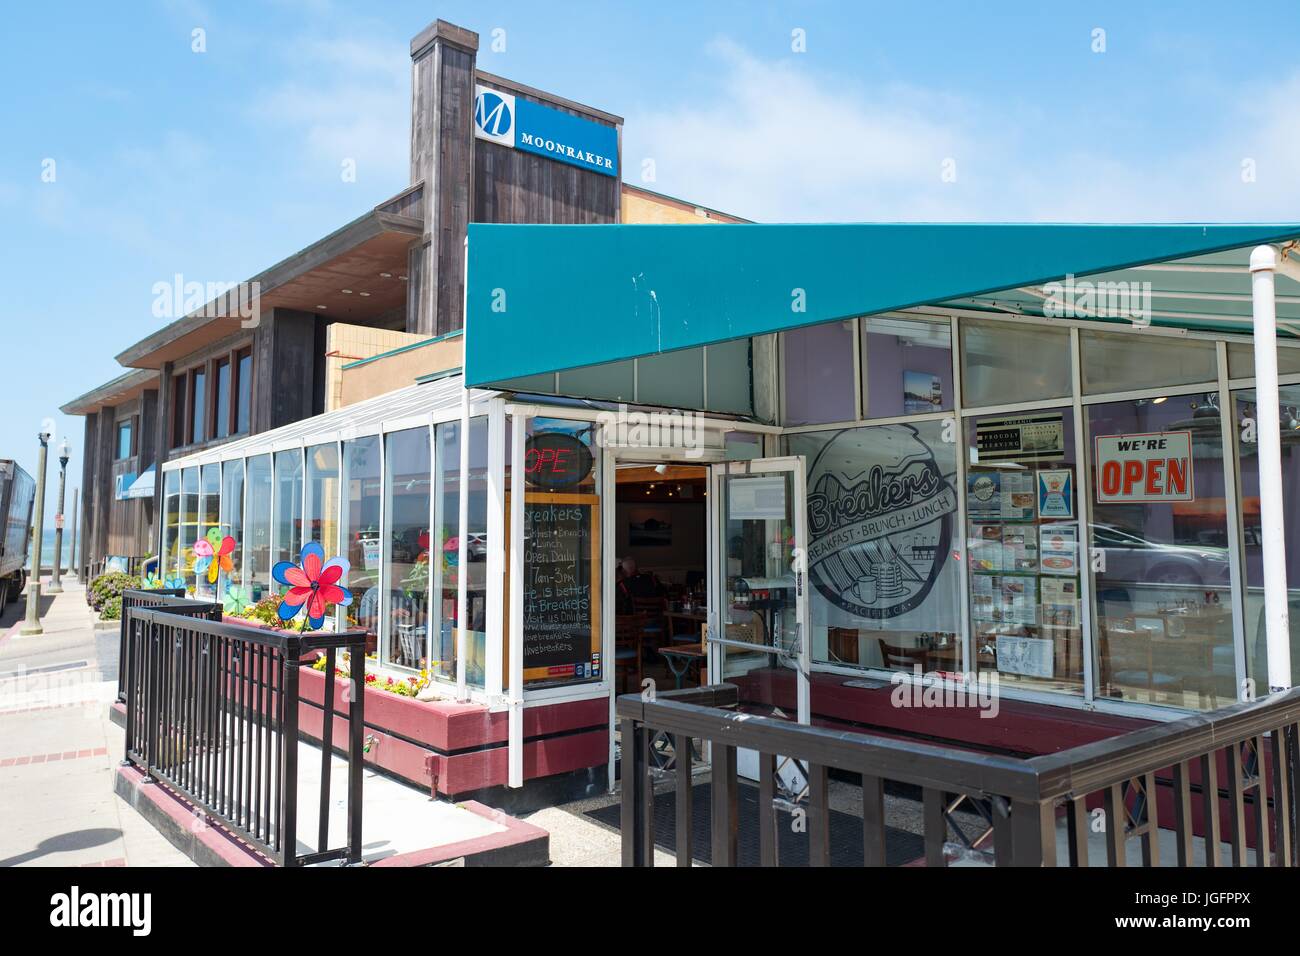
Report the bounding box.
[1,0,1299,525]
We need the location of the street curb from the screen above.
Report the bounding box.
[114,765,269,867]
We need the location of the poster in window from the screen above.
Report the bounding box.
[975,414,1065,463]
[1041,577,1078,628]
[967,472,1000,520]
[1039,523,1078,575]
[996,635,1054,678]
[1000,471,1036,520]
[1037,468,1074,518]
[903,370,943,414]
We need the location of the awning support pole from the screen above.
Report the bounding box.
[1249,245,1292,694]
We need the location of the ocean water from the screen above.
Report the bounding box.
[35,527,76,569]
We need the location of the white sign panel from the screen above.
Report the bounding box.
[1095,431,1193,503]
[728,476,787,520]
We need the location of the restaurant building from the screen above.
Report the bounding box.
[68,17,1300,812]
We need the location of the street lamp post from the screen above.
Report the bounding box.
[21,429,51,636]
[47,438,70,594]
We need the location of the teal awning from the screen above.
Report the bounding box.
[464,223,1300,387]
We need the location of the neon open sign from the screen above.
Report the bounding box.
[524,432,593,489]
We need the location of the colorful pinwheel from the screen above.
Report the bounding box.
[194,527,236,586]
[222,584,252,616]
[272,541,352,630]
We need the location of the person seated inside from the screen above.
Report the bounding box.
[615,556,664,615]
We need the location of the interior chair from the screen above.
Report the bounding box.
[615,614,647,694]
[877,638,930,672]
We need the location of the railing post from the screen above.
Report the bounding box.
[1011,799,1057,867]
[318,647,335,855]
[710,743,738,866]
[141,620,159,784]
[347,641,365,865]
[121,611,138,767]
[620,717,651,866]
[280,637,301,868]
[117,597,129,703]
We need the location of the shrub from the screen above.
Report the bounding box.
[100,595,123,621]
[89,571,141,613]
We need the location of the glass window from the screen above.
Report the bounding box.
[519,418,601,688]
[214,359,231,439]
[861,316,953,418]
[1087,394,1235,709]
[383,428,431,670]
[161,470,181,581]
[557,360,635,403]
[220,459,244,589]
[1081,330,1217,395]
[782,321,856,426]
[960,319,1071,408]
[638,348,704,409]
[966,408,1084,696]
[1227,341,1300,380]
[465,418,491,687]
[433,421,462,682]
[704,339,754,415]
[180,467,199,590]
[191,369,207,444]
[273,450,304,595]
[1234,387,1300,691]
[245,454,272,600]
[343,436,382,652]
[305,443,341,629]
[195,464,221,600]
[116,421,133,460]
[788,419,962,675]
[236,351,253,435]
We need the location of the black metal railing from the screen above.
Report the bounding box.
[121,598,369,867]
[618,684,1300,867]
[117,589,187,702]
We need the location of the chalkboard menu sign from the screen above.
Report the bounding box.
[511,492,602,685]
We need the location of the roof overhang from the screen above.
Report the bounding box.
[117,197,423,370]
[60,368,159,415]
[463,222,1300,387]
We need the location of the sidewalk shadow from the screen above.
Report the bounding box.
[1,590,56,630]
[0,827,120,867]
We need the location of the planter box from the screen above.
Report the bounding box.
[297,659,609,809]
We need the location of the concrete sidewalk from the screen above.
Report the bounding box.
[0,577,191,866]
[0,578,553,867]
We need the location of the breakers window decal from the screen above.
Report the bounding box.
[805,426,958,620]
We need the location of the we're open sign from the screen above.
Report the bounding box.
[1095,431,1194,503]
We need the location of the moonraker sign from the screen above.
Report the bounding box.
[473,84,618,178]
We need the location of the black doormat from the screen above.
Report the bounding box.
[587,781,924,866]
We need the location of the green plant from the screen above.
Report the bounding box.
[89,571,141,612]
[241,596,287,629]
[100,595,123,621]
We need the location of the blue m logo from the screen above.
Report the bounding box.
[475,91,512,137]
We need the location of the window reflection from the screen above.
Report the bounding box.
[1234,387,1300,690]
[383,428,431,670]
[1088,394,1235,709]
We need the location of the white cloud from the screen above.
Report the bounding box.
[249,35,409,189]
[625,39,1300,223]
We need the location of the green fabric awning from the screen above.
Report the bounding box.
[464,222,1300,387]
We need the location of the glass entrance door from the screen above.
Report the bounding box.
[709,458,810,722]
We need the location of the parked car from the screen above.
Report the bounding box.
[1090,522,1231,586]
